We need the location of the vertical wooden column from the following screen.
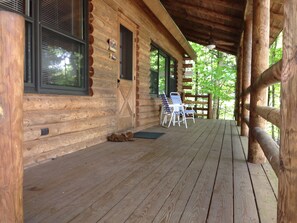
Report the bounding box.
[0,11,25,223]
[241,13,253,136]
[236,46,243,126]
[248,0,270,163]
[278,1,297,222]
[207,93,212,119]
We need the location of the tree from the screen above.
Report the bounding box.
[190,42,237,119]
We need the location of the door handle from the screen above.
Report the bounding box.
[117,79,120,88]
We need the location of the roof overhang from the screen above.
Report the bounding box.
[142,0,197,60]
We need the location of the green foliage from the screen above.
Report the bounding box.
[190,42,237,119]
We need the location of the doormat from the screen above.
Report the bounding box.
[133,131,165,139]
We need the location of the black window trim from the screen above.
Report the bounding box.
[150,42,177,97]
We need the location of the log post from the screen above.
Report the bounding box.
[236,46,243,126]
[278,0,297,222]
[241,10,253,136]
[0,11,25,223]
[247,0,270,164]
[207,93,212,119]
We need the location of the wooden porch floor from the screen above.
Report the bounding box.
[24,120,277,223]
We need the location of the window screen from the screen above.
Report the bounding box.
[120,25,133,80]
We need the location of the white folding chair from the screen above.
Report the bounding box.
[170,92,196,128]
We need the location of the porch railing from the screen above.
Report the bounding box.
[184,93,213,119]
[242,59,281,176]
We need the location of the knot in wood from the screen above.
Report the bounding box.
[279,159,285,171]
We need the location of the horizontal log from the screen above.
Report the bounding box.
[243,116,250,127]
[24,124,115,157]
[193,107,209,111]
[24,95,117,111]
[183,78,193,82]
[256,106,280,128]
[195,113,208,117]
[184,100,208,105]
[24,108,116,127]
[245,104,280,128]
[182,85,192,90]
[183,63,193,68]
[24,130,111,167]
[251,127,279,176]
[136,105,160,113]
[137,111,160,119]
[136,117,159,127]
[24,115,114,141]
[243,60,282,95]
[184,93,209,98]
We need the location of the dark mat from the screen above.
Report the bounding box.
[133,131,165,139]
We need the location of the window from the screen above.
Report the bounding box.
[149,44,177,96]
[0,0,89,95]
[120,25,133,80]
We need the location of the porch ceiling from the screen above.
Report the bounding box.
[161,0,284,55]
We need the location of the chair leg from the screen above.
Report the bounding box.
[168,113,173,128]
[172,113,176,126]
[184,116,188,128]
[182,112,187,128]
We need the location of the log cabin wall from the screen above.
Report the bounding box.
[23,0,187,167]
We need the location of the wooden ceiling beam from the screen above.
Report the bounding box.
[172,14,240,34]
[162,1,242,24]
[163,3,242,29]
[162,0,244,11]
[181,26,239,43]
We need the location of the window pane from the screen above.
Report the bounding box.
[0,0,24,14]
[40,0,84,39]
[41,29,85,88]
[120,25,133,80]
[150,46,158,95]
[158,54,166,95]
[24,22,33,84]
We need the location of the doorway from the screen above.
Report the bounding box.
[117,14,137,131]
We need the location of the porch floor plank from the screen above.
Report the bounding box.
[24,120,277,223]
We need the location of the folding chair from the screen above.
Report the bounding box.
[170,92,196,128]
[160,93,182,128]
